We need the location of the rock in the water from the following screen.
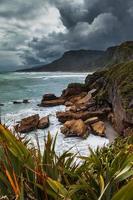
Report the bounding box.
[43,94,58,101]
[61,83,87,99]
[57,110,106,123]
[38,116,49,129]
[61,119,89,137]
[0,103,4,106]
[91,121,106,137]
[13,101,22,104]
[56,111,91,123]
[16,114,39,133]
[23,99,30,103]
[40,98,65,107]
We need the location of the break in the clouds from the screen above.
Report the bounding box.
[0,0,133,70]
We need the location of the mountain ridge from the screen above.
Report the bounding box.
[19,41,133,72]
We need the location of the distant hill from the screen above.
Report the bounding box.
[19,41,133,72]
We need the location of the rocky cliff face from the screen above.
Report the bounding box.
[85,61,133,135]
[20,41,133,72]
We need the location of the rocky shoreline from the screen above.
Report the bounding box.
[14,61,133,140]
[14,81,115,140]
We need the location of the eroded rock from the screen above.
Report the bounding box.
[61,119,89,137]
[91,121,106,137]
[15,114,39,133]
[38,116,49,129]
[40,98,65,107]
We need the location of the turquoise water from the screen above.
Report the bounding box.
[0,72,109,155]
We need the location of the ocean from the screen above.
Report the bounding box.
[0,72,109,155]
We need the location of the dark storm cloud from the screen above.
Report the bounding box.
[0,0,133,70]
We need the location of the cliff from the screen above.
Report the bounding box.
[85,60,133,135]
[20,41,133,72]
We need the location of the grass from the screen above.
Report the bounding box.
[0,124,133,199]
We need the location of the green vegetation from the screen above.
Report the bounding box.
[105,61,133,110]
[0,124,133,200]
[85,60,133,115]
[67,82,88,91]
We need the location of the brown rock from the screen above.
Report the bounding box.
[56,111,91,123]
[75,93,92,106]
[65,101,73,107]
[69,105,77,112]
[40,98,65,107]
[91,121,106,137]
[16,114,39,133]
[124,127,133,136]
[38,116,49,129]
[43,94,58,101]
[68,92,87,104]
[57,110,106,123]
[61,83,87,99]
[61,119,89,137]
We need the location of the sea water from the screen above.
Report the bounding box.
[0,72,109,156]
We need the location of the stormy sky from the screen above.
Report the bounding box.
[0,0,133,71]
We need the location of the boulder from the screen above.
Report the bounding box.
[56,110,106,123]
[13,101,22,104]
[23,99,30,104]
[56,111,91,123]
[91,121,106,137]
[16,114,39,133]
[40,98,65,107]
[42,94,58,101]
[61,119,89,137]
[61,83,87,99]
[0,103,4,106]
[38,116,49,129]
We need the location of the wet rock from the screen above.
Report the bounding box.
[61,83,87,99]
[56,111,91,123]
[0,103,4,106]
[13,101,22,104]
[57,110,106,123]
[38,116,49,129]
[61,119,89,137]
[40,98,65,107]
[43,94,58,101]
[16,114,39,133]
[23,99,30,104]
[91,121,106,137]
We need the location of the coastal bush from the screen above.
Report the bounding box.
[0,124,133,200]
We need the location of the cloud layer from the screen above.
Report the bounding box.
[0,0,133,70]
